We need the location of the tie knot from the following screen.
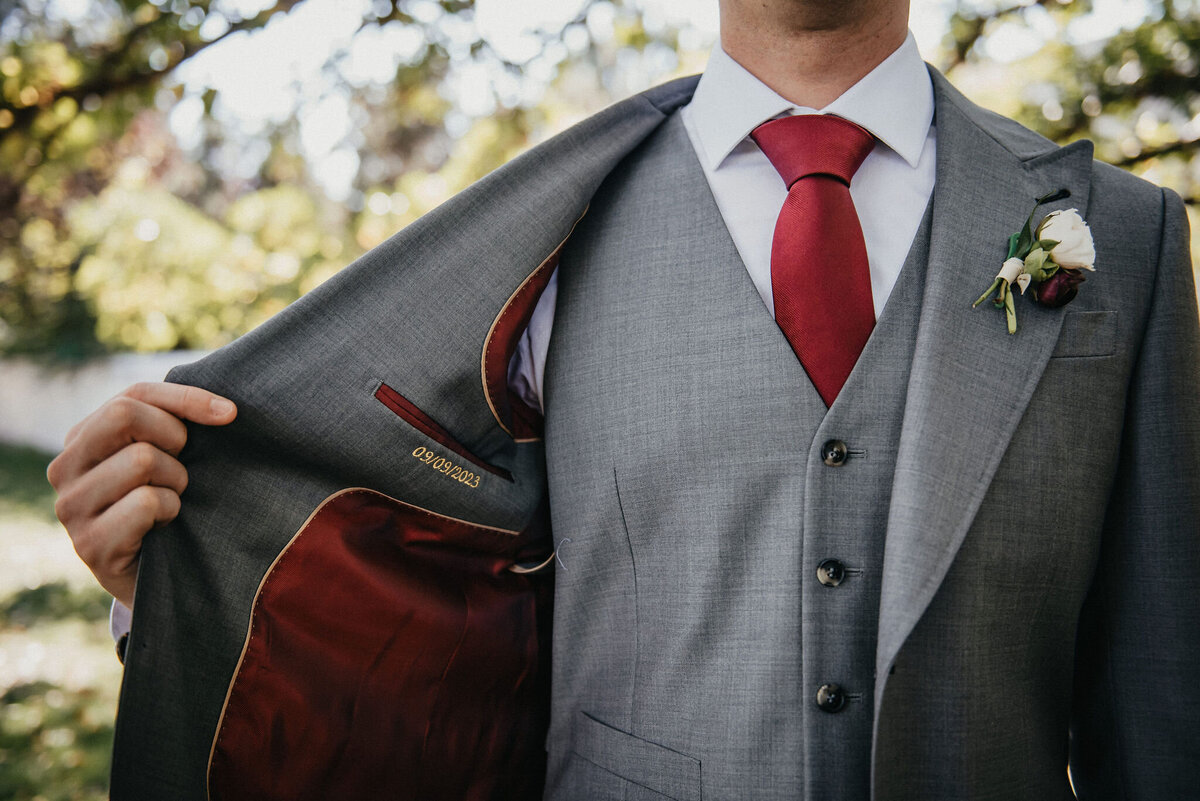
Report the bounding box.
[751,114,875,189]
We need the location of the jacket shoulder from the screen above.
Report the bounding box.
[1088,157,1172,214]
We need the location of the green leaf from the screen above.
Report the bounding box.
[1023,247,1048,277]
[1005,231,1021,259]
[1015,220,1035,258]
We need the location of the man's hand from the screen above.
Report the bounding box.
[46,382,237,609]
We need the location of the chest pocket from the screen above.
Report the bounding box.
[1050,310,1117,359]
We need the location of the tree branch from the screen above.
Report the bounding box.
[0,0,303,137]
[1107,138,1199,170]
[942,0,1058,73]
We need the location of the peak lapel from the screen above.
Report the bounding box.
[874,71,1095,687]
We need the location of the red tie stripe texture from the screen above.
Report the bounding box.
[751,114,876,406]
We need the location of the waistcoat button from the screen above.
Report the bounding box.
[816,683,846,713]
[821,439,848,466]
[817,559,846,587]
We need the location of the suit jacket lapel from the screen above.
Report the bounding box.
[874,70,1095,688]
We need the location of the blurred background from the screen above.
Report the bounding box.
[1,0,1198,797]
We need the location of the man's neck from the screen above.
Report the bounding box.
[718,0,911,110]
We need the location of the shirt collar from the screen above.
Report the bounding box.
[686,31,933,171]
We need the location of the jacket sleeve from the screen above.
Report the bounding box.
[1069,187,1200,798]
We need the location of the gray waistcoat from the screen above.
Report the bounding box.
[541,114,932,799]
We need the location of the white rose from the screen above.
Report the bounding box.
[1036,209,1096,271]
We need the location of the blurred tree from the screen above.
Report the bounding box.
[0,0,1196,359]
[0,0,693,357]
[942,0,1199,203]
[0,0,304,357]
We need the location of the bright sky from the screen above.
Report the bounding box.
[157,0,1151,201]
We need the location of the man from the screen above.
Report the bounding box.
[47,0,1200,798]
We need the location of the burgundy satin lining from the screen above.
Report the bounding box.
[483,252,560,440]
[208,489,552,801]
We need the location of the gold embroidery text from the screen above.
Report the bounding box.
[411,446,481,488]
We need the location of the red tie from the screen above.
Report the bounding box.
[751,115,876,406]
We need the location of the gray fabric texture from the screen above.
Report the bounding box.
[868,73,1200,800]
[109,77,699,799]
[541,111,936,800]
[108,66,1200,801]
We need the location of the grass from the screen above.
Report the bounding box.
[0,442,119,801]
[0,443,58,523]
[0,681,114,800]
[1,581,112,629]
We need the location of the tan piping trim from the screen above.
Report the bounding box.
[480,207,588,436]
[205,487,523,798]
[508,551,556,575]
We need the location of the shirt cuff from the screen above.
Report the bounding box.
[109,598,132,642]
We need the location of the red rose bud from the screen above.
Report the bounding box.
[1033,268,1086,308]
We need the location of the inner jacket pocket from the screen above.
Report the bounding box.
[375,381,513,482]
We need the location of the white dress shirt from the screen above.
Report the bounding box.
[508,32,937,413]
[111,33,937,641]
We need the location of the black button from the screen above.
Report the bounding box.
[817,559,846,587]
[816,683,846,713]
[821,439,848,466]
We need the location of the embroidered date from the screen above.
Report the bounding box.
[411,446,481,488]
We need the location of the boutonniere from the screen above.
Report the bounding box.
[972,189,1096,333]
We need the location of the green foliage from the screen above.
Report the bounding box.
[0,0,668,356]
[67,179,353,350]
[0,444,121,800]
[1,582,113,629]
[0,0,307,358]
[942,0,1199,200]
[0,681,114,801]
[0,443,56,522]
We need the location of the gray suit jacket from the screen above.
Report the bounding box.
[110,68,1200,799]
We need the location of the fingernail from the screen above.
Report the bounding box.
[210,398,235,416]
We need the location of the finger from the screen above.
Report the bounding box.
[62,414,87,450]
[50,398,190,487]
[124,382,237,426]
[54,442,188,525]
[105,484,182,537]
[68,484,179,606]
[80,485,181,568]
